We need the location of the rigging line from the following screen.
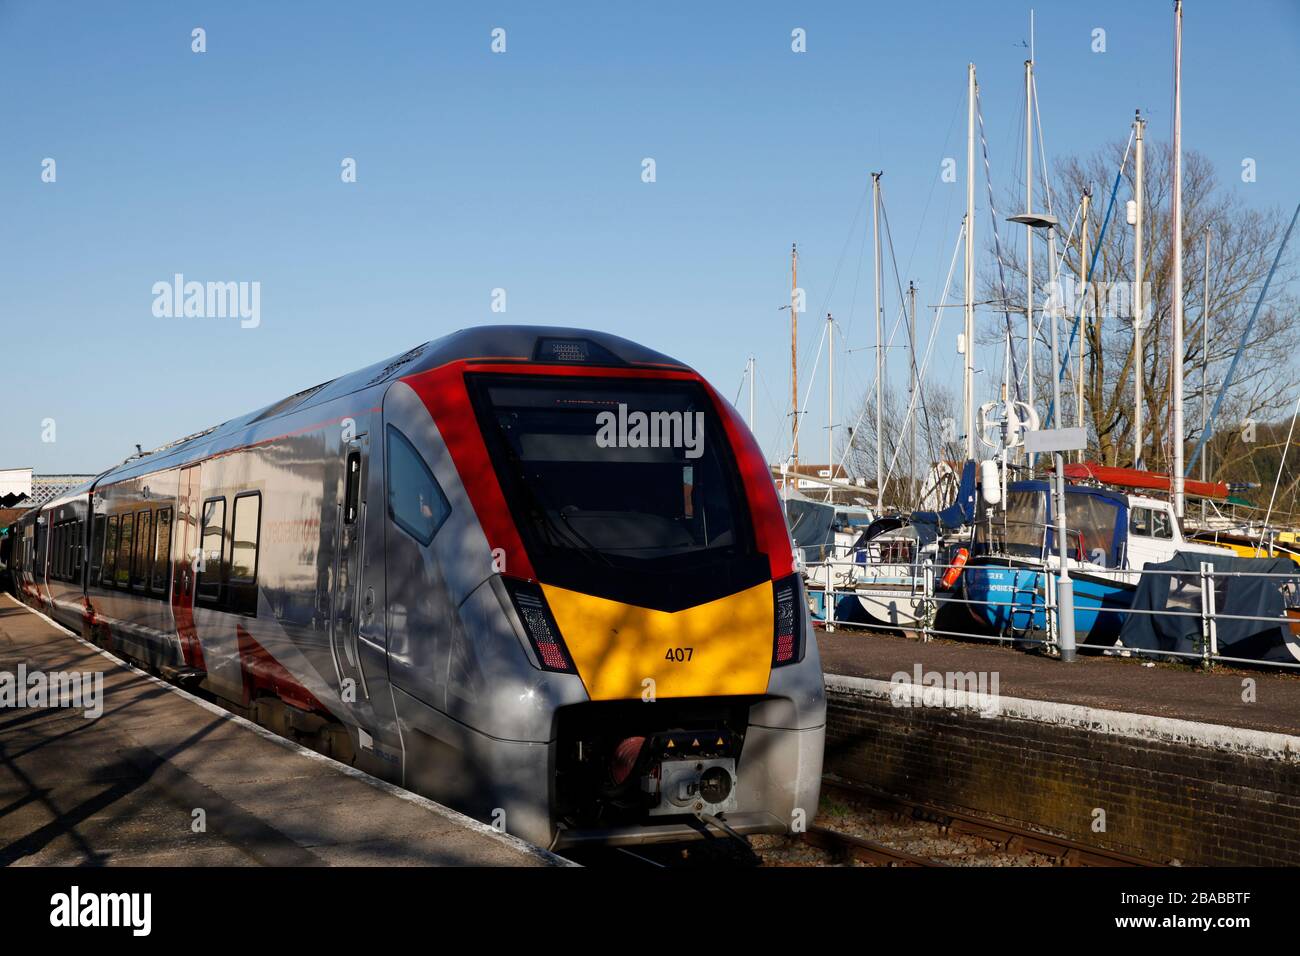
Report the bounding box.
[840,193,872,359]
[779,190,869,461]
[733,363,749,407]
[844,218,965,490]
[1187,201,1300,475]
[879,188,941,463]
[879,225,966,499]
[808,184,871,370]
[786,320,830,461]
[1045,128,1135,428]
[1261,391,1300,536]
[756,365,786,436]
[1031,73,1056,217]
[975,84,1024,404]
[910,86,965,274]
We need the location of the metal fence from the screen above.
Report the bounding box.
[805,548,1300,671]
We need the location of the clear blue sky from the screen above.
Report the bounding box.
[3,0,1297,473]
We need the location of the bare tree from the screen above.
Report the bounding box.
[986,140,1299,490]
[840,382,965,510]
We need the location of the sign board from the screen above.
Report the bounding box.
[1024,427,1087,455]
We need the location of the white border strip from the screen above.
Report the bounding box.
[2,594,576,867]
[826,672,1300,762]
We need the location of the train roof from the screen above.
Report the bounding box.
[81,326,691,491]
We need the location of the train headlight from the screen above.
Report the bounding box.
[771,573,804,666]
[504,579,575,673]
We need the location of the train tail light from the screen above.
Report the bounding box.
[504,579,575,673]
[772,573,804,666]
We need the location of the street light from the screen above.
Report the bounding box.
[1010,212,1080,663]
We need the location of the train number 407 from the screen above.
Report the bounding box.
[664,647,694,662]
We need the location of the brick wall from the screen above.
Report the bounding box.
[825,686,1300,866]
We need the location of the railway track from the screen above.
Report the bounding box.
[814,777,1152,867]
[799,824,946,866]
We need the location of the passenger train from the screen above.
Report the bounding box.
[6,326,825,849]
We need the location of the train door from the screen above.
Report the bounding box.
[330,435,371,704]
[171,464,206,674]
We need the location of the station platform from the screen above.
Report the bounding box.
[0,594,570,867]
[817,625,1300,865]
[817,626,1300,735]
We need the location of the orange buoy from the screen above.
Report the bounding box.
[940,548,969,589]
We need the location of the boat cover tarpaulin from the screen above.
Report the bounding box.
[1119,553,1300,662]
[785,495,836,556]
[912,460,977,543]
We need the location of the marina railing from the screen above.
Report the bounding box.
[806,548,1300,671]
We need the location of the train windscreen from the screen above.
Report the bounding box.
[471,374,751,558]
[468,373,768,605]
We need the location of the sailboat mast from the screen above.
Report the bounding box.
[790,243,799,466]
[1202,228,1211,485]
[908,280,918,504]
[1078,189,1090,462]
[1171,0,1186,518]
[827,312,835,487]
[1025,55,1035,419]
[1133,111,1145,468]
[872,171,884,511]
[964,63,976,461]
[747,354,756,431]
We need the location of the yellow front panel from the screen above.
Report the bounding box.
[542,580,774,700]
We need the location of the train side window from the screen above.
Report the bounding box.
[53,523,63,579]
[90,516,106,583]
[196,497,227,606]
[132,510,153,591]
[151,508,173,595]
[227,493,261,616]
[386,425,449,546]
[116,513,135,588]
[77,519,86,580]
[102,516,119,586]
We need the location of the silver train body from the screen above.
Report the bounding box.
[7,326,825,849]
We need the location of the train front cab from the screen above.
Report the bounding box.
[383,350,825,849]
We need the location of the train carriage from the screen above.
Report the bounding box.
[10,326,825,849]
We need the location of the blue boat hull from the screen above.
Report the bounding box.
[961,558,1135,644]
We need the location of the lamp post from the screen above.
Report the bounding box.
[1012,211,1080,663]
